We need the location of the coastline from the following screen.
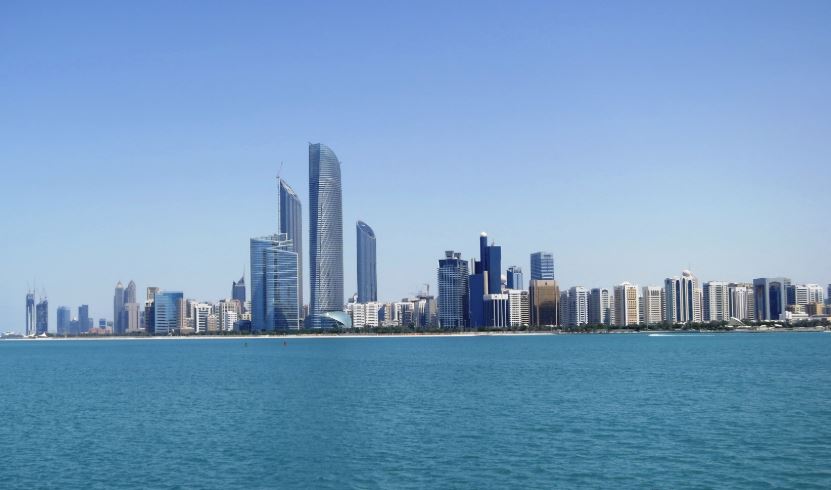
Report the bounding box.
[1,327,827,341]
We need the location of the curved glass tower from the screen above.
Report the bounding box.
[356,220,377,303]
[308,143,348,328]
[278,177,303,316]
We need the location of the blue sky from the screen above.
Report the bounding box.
[1,1,829,331]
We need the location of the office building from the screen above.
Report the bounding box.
[588,288,612,325]
[642,286,663,325]
[787,284,809,307]
[57,306,71,336]
[753,277,791,321]
[728,284,753,321]
[614,282,639,326]
[251,234,300,331]
[805,284,824,305]
[437,251,469,329]
[530,252,555,280]
[664,270,703,324]
[529,279,559,326]
[125,303,142,333]
[484,293,509,328]
[356,220,377,302]
[308,143,347,328]
[468,232,503,328]
[192,303,212,334]
[153,291,183,336]
[703,281,730,322]
[278,177,303,315]
[113,281,125,334]
[26,291,35,336]
[78,304,90,334]
[232,275,246,308]
[567,286,589,327]
[36,297,48,335]
[506,266,524,290]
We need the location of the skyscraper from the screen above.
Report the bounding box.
[278,177,303,313]
[250,234,300,331]
[232,274,246,306]
[506,266,524,290]
[588,288,612,326]
[642,286,663,325]
[153,291,183,336]
[437,251,469,329]
[753,277,791,321]
[78,304,90,333]
[664,270,703,324]
[529,279,559,326]
[308,143,347,328]
[125,280,136,304]
[36,297,48,335]
[567,286,589,327]
[613,282,639,326]
[469,232,502,328]
[25,291,35,336]
[113,281,125,334]
[57,306,71,336]
[356,220,377,302]
[703,281,730,322]
[530,252,555,280]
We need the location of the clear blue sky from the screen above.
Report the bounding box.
[1,1,829,332]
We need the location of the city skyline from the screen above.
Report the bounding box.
[2,2,830,330]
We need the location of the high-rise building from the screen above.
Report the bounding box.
[827,284,831,305]
[529,279,559,326]
[146,287,159,302]
[484,293,509,328]
[642,286,663,325]
[278,177,303,314]
[192,303,212,334]
[664,270,702,324]
[468,232,502,328]
[753,277,791,321]
[805,284,824,305]
[124,303,141,333]
[437,251,469,329]
[728,284,753,321]
[36,297,48,335]
[125,280,136,304]
[57,306,71,336]
[786,284,809,307]
[507,289,530,327]
[78,304,90,333]
[251,234,300,331]
[506,266,524,290]
[567,287,589,327]
[25,291,35,336]
[530,252,555,280]
[153,291,183,336]
[588,288,612,326]
[232,275,246,308]
[703,281,730,322]
[356,220,377,303]
[613,282,639,326]
[113,281,125,335]
[308,143,347,328]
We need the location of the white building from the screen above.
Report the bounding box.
[588,288,611,325]
[728,284,753,321]
[641,286,663,325]
[703,281,730,322]
[614,282,640,326]
[806,284,824,304]
[567,287,589,326]
[192,303,212,334]
[664,270,702,324]
[507,289,530,327]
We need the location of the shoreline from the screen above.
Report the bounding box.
[1,327,827,341]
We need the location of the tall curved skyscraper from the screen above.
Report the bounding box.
[356,220,377,303]
[308,143,348,328]
[278,177,302,315]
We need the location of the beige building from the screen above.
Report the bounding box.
[529,279,559,326]
[614,282,640,326]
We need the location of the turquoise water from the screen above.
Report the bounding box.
[1,333,830,489]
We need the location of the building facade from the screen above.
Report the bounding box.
[588,288,612,325]
[703,281,730,322]
[613,282,639,326]
[251,234,300,331]
[437,251,469,329]
[278,177,303,315]
[664,270,703,324]
[529,279,559,326]
[308,143,346,328]
[506,266,524,290]
[642,286,663,325]
[356,220,377,303]
[530,252,555,280]
[153,291,183,336]
[753,277,791,321]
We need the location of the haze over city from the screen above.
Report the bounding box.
[2,1,829,330]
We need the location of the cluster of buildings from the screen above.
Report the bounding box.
[24,142,830,335]
[435,238,830,329]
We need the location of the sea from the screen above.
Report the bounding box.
[1,332,829,489]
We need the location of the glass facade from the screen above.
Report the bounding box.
[753,277,791,321]
[153,291,183,336]
[278,178,303,314]
[437,251,469,329]
[308,143,345,328]
[251,234,300,331]
[356,220,377,302]
[530,252,555,280]
[57,306,71,336]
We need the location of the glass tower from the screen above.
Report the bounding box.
[250,234,300,331]
[530,252,555,280]
[278,177,303,314]
[438,251,469,329]
[356,220,377,303]
[308,143,347,328]
[153,291,183,336]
